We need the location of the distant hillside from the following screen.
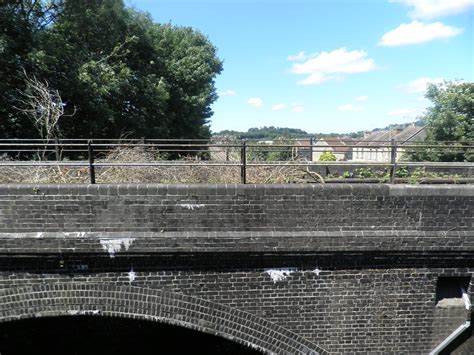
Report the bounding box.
[214,120,426,141]
[216,126,311,139]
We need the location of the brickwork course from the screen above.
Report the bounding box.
[0,183,473,354]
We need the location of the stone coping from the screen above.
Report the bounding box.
[0,183,473,196]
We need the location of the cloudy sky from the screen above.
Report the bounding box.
[129,0,473,134]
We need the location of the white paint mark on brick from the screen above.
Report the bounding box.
[67,309,101,315]
[312,268,322,276]
[265,268,297,283]
[63,232,86,238]
[100,238,135,258]
[35,232,44,239]
[179,203,205,210]
[128,269,136,283]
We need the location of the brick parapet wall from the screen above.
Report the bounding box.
[0,184,472,233]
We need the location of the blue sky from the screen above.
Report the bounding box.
[128,0,473,134]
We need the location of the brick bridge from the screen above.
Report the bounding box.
[0,184,473,354]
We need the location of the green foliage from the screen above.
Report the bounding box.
[319,151,337,161]
[407,81,473,162]
[0,0,222,140]
[354,168,389,180]
[247,139,294,161]
[394,166,409,178]
[355,168,376,178]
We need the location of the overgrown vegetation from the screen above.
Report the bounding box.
[0,146,314,184]
[327,166,462,183]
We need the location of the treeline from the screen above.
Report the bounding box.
[216,126,364,140]
[0,0,222,139]
[217,126,312,140]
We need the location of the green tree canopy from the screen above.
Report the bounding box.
[408,80,473,162]
[0,0,222,139]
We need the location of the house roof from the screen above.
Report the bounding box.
[392,126,426,145]
[316,137,352,153]
[355,131,390,146]
[294,139,311,147]
[356,126,425,146]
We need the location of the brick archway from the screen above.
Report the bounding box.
[0,283,327,355]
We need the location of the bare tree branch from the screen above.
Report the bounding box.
[14,69,74,154]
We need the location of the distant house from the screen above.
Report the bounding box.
[312,137,353,161]
[293,139,312,160]
[352,125,426,162]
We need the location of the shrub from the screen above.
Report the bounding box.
[319,151,337,161]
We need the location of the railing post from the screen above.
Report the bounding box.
[389,138,397,184]
[88,140,96,184]
[141,136,146,154]
[240,141,247,184]
[309,137,313,162]
[225,140,229,162]
[54,137,60,161]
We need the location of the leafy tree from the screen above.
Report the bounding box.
[407,81,473,162]
[1,0,222,140]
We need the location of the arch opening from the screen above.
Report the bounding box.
[0,315,261,355]
[0,284,327,354]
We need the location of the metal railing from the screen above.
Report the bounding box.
[0,138,472,184]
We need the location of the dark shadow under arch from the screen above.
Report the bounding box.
[0,283,327,355]
[0,315,261,354]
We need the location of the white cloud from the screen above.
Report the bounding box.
[401,77,444,93]
[272,103,287,111]
[298,72,334,85]
[290,47,376,86]
[291,105,304,113]
[379,21,463,46]
[247,97,263,108]
[391,0,474,19]
[287,51,307,62]
[220,89,237,97]
[338,104,363,112]
[356,96,368,101]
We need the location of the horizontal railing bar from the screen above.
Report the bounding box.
[0,138,472,143]
[0,143,473,149]
[0,161,472,168]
